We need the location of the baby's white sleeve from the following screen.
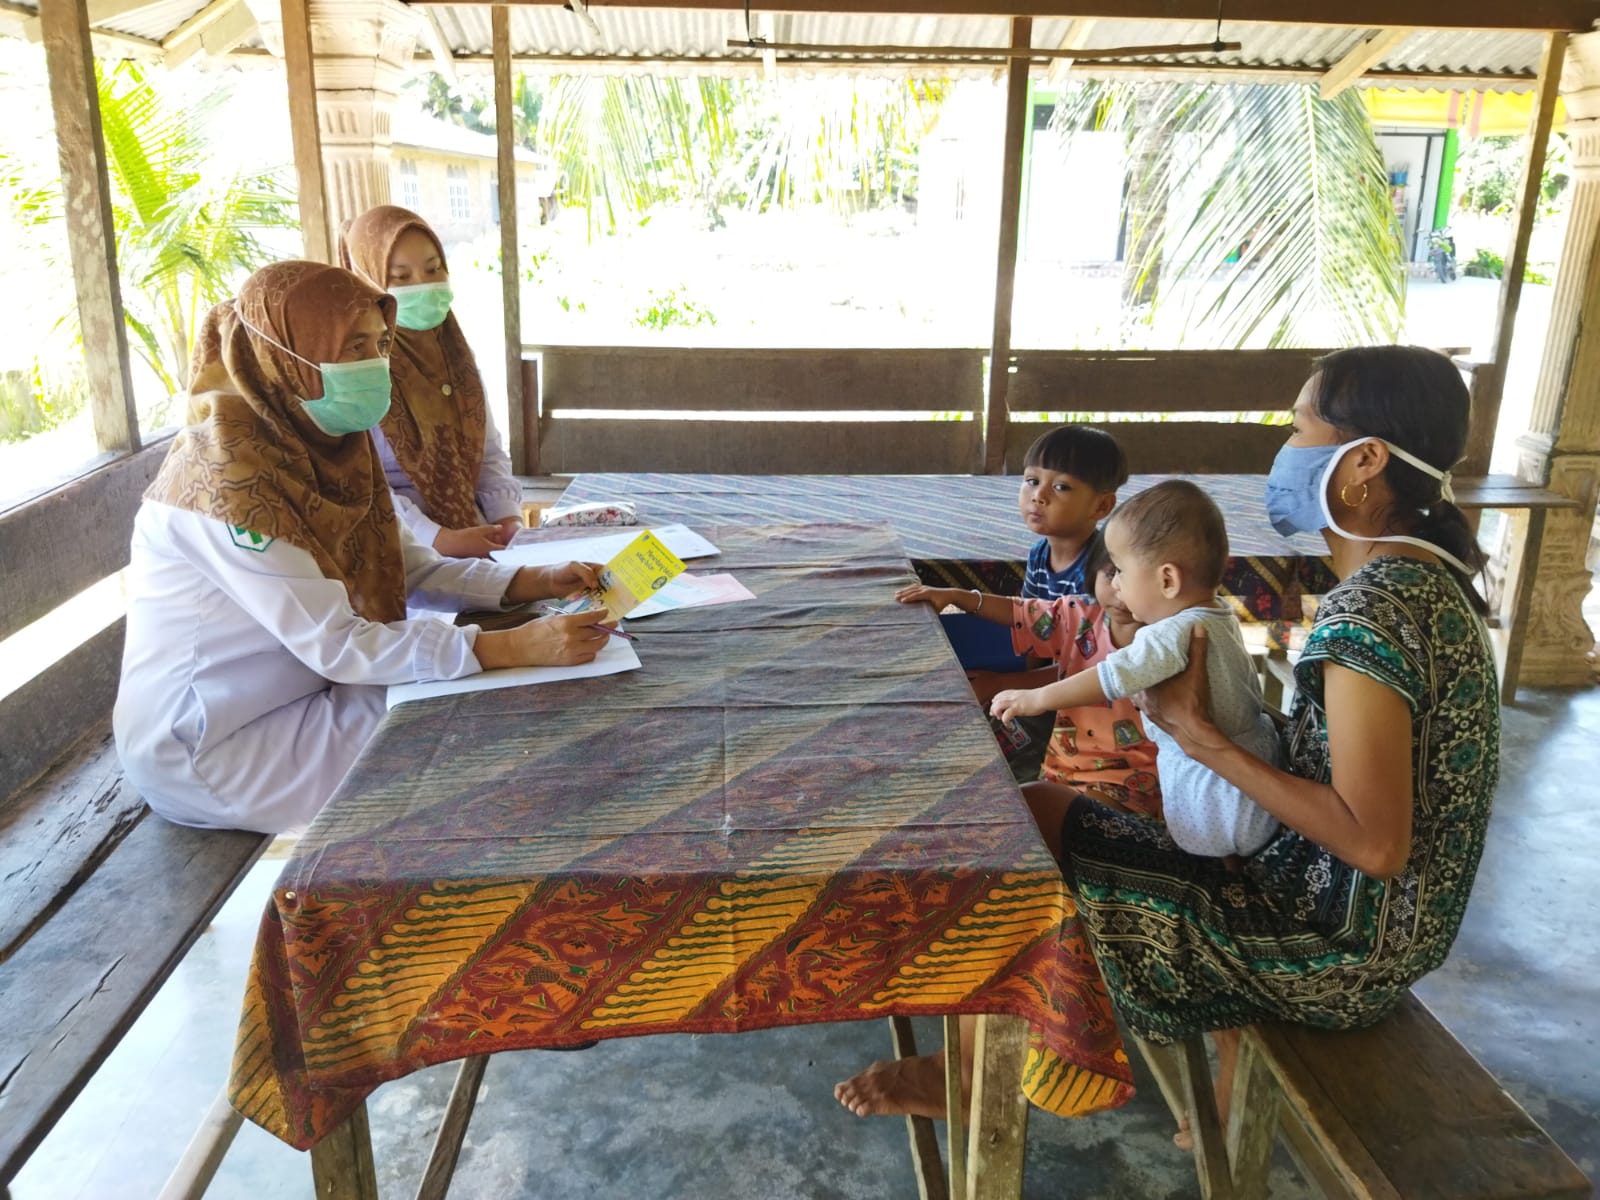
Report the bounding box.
[1096,619,1191,701]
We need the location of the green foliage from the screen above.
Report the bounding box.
[1054,80,1405,348]
[536,75,947,240]
[1456,133,1569,219]
[1463,247,1551,284]
[407,71,541,151]
[0,61,296,434]
[634,286,716,330]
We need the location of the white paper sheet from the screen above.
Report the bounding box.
[627,572,756,618]
[494,523,719,569]
[386,636,641,710]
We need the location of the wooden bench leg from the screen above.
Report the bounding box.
[157,1086,245,1200]
[1501,508,1547,704]
[1176,1035,1235,1199]
[415,1055,490,1200]
[943,1015,968,1200]
[1224,1035,1280,1200]
[966,1015,1029,1200]
[889,1017,949,1200]
[310,1099,378,1200]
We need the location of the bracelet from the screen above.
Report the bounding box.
[970,588,983,615]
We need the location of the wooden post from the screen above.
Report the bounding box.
[309,1101,378,1200]
[415,1056,489,1200]
[964,1015,1029,1200]
[493,5,530,474]
[1177,1035,1234,1200]
[39,0,139,455]
[1505,28,1600,687]
[281,0,332,263]
[943,1014,967,1200]
[1471,32,1566,475]
[1223,1036,1281,1200]
[980,17,1032,475]
[888,1017,949,1200]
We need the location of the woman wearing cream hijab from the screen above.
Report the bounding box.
[115,261,607,834]
[341,205,523,558]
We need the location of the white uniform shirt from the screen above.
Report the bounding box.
[114,501,519,833]
[371,417,523,546]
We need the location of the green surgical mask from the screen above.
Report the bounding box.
[390,281,454,331]
[236,307,393,436]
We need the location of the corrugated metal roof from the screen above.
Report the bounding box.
[426,7,1542,85]
[99,0,212,42]
[0,1,1547,86]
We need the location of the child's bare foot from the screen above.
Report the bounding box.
[834,1051,958,1120]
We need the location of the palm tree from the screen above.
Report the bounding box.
[2,61,296,407]
[1054,80,1405,348]
[534,74,947,239]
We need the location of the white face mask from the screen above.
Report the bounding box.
[1317,438,1473,576]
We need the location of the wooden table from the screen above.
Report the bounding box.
[229,522,1134,1199]
[559,472,1578,701]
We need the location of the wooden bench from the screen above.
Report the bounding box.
[0,441,269,1197]
[1138,994,1590,1199]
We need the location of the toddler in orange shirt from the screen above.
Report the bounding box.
[897,538,1161,819]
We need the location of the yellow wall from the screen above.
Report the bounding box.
[1363,89,1565,137]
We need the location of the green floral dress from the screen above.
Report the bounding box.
[1059,556,1500,1043]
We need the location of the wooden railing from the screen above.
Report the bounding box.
[522,345,1483,476]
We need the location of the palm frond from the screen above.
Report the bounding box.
[1054,80,1403,348]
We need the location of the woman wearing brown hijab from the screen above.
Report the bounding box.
[114,261,610,834]
[340,205,523,559]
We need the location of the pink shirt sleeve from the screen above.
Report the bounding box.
[1009,596,1099,669]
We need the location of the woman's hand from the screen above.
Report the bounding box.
[498,515,525,540]
[473,611,612,670]
[990,688,1045,723]
[1134,625,1229,757]
[895,583,958,609]
[505,561,604,606]
[435,524,513,559]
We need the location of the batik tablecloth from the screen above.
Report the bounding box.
[559,473,1337,640]
[230,522,1134,1149]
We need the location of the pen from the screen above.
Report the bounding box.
[535,603,637,642]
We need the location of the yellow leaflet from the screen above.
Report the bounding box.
[558,530,686,618]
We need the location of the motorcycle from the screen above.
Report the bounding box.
[1428,228,1458,284]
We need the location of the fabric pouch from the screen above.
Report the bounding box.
[540,501,639,528]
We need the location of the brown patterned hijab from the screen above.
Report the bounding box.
[339,205,489,531]
[145,261,408,623]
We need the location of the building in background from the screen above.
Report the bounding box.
[389,108,561,248]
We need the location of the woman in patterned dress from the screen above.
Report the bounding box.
[837,345,1500,1126]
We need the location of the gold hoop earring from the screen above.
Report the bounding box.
[1340,481,1369,508]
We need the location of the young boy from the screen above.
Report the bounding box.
[961,425,1130,780]
[991,480,1281,858]
[900,536,1161,817]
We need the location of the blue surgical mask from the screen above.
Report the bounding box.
[235,307,393,436]
[1264,443,1341,538]
[390,281,453,331]
[1264,437,1473,575]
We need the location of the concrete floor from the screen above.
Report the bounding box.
[12,689,1599,1200]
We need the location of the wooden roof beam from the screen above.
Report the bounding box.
[1044,18,1094,86]
[400,0,1600,36]
[1320,28,1411,99]
[162,0,255,68]
[419,7,458,82]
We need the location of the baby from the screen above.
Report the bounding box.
[991,480,1281,858]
